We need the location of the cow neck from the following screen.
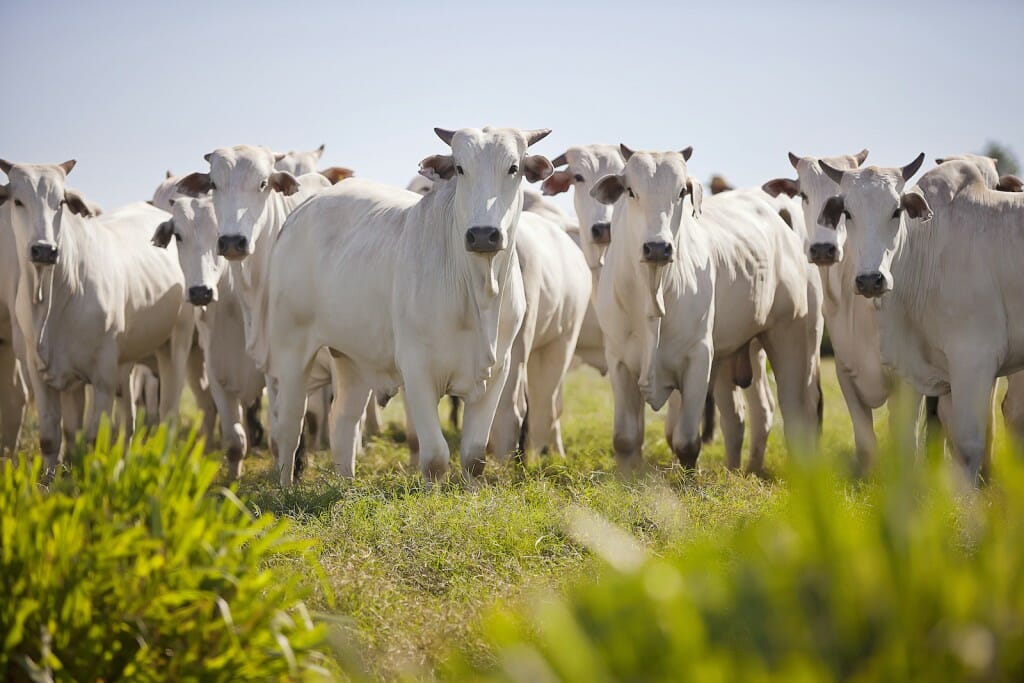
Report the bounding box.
[33,213,88,362]
[236,193,289,358]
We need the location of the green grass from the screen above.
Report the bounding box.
[6,360,1020,680]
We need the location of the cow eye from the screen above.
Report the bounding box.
[574,174,584,183]
[799,191,808,203]
[14,199,23,207]
[891,207,901,219]
[258,179,268,191]
[508,164,518,175]
[456,165,465,176]
[174,233,182,242]
[627,187,636,199]
[679,187,687,199]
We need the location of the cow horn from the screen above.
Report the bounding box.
[854,148,869,166]
[788,152,801,169]
[58,160,76,176]
[901,152,926,181]
[551,152,568,168]
[0,158,12,175]
[680,146,693,161]
[820,160,845,185]
[524,129,551,146]
[620,144,634,161]
[434,128,456,146]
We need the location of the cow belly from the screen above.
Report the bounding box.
[119,295,183,363]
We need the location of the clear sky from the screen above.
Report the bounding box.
[1,0,1021,210]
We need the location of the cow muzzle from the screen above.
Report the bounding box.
[188,285,215,306]
[590,222,612,245]
[465,226,504,254]
[217,234,249,260]
[854,272,888,298]
[29,242,58,265]
[641,240,673,264]
[808,243,839,266]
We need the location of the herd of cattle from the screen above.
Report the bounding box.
[1,127,1022,487]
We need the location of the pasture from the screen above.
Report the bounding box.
[12,356,1005,680]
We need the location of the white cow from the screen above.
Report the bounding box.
[0,203,28,454]
[174,145,332,478]
[818,155,1024,482]
[0,159,194,467]
[263,126,551,483]
[274,144,354,185]
[592,146,822,470]
[152,197,266,478]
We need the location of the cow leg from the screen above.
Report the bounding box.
[1002,373,1024,444]
[609,359,645,472]
[742,346,774,474]
[760,323,820,458]
[490,332,527,463]
[305,386,329,451]
[403,396,419,468]
[460,356,512,478]
[664,391,680,451]
[712,365,745,470]
[187,342,218,443]
[268,364,312,487]
[670,349,713,468]
[525,337,576,458]
[86,383,117,445]
[363,392,383,439]
[208,375,247,480]
[948,358,998,485]
[156,329,191,425]
[60,386,86,458]
[326,355,371,479]
[834,361,877,473]
[403,378,448,479]
[36,383,64,471]
[0,340,27,454]
[115,364,136,443]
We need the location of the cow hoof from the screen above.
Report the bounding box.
[293,434,308,479]
[462,455,486,479]
[422,458,450,482]
[673,439,701,469]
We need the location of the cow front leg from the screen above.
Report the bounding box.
[670,348,712,468]
[208,376,247,480]
[115,364,136,443]
[489,333,526,463]
[609,359,645,473]
[400,364,448,480]
[461,355,513,478]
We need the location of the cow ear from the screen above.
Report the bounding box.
[315,144,325,159]
[58,159,76,176]
[997,174,1024,193]
[269,171,300,196]
[203,152,213,163]
[320,166,354,184]
[709,175,733,195]
[541,170,573,196]
[63,189,93,217]
[523,154,554,183]
[818,195,847,229]
[680,146,693,161]
[176,172,214,197]
[152,219,175,248]
[419,154,456,181]
[900,191,932,222]
[0,159,12,175]
[591,174,625,205]
[762,178,799,198]
[686,178,703,217]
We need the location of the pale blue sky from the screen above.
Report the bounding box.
[1,0,1021,210]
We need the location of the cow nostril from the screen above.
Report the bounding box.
[487,230,500,244]
[466,232,477,245]
[643,244,653,258]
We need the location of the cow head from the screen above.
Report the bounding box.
[541,144,625,270]
[422,126,553,256]
[817,153,931,299]
[0,158,93,266]
[763,149,869,266]
[153,197,224,305]
[935,154,1024,192]
[591,146,699,264]
[177,145,300,261]
[273,144,325,176]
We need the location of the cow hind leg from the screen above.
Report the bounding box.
[1002,373,1024,445]
[115,364,136,443]
[947,358,998,485]
[156,328,191,425]
[327,355,371,479]
[712,367,745,470]
[525,338,577,458]
[0,341,27,454]
[489,333,527,463]
[742,347,774,474]
[187,342,218,443]
[268,358,313,487]
[209,377,247,480]
[760,323,820,459]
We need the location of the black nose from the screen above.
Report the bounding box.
[642,240,673,263]
[217,234,249,259]
[590,222,612,245]
[808,243,838,265]
[854,272,886,298]
[465,226,503,253]
[188,285,214,306]
[29,243,58,265]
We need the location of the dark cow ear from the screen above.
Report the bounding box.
[152,219,175,248]
[709,175,733,195]
[320,166,354,184]
[269,171,300,196]
[523,154,554,183]
[818,195,847,229]
[854,148,869,166]
[680,146,693,161]
[434,128,456,146]
[997,174,1024,192]
[203,152,213,163]
[0,159,12,175]
[419,154,456,181]
[686,178,703,217]
[901,152,926,181]
[177,172,214,197]
[619,144,634,161]
[788,152,802,170]
[820,160,846,185]
[762,177,799,198]
[0,184,8,206]
[63,189,93,217]
[541,170,573,196]
[591,174,626,205]
[900,191,932,221]
[934,157,946,165]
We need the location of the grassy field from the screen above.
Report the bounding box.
[9,358,1017,680]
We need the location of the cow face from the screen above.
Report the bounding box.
[176,145,300,261]
[153,197,224,305]
[591,146,700,266]
[422,127,553,256]
[763,149,869,266]
[817,154,931,299]
[273,144,325,176]
[541,144,625,269]
[0,159,92,266]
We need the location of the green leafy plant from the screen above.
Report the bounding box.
[0,423,333,682]
[450,449,1024,681]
